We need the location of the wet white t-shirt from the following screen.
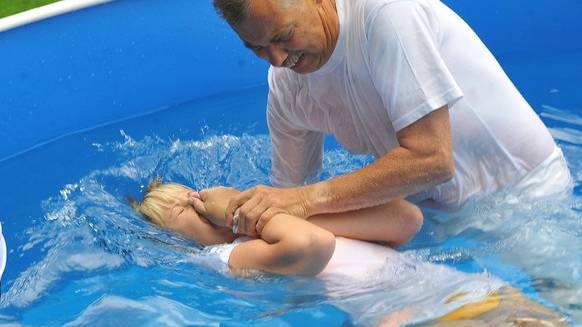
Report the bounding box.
[267,0,556,209]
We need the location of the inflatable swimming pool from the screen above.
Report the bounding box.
[0,0,581,325]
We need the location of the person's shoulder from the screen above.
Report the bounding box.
[363,0,430,8]
[359,0,436,39]
[359,0,432,19]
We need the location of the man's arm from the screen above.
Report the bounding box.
[228,214,335,276]
[194,187,423,246]
[224,107,453,233]
[308,106,454,215]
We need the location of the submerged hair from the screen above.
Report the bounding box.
[128,177,187,227]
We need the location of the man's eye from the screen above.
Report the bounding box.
[282,31,293,42]
[252,46,263,51]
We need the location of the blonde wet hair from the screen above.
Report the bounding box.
[128,177,188,227]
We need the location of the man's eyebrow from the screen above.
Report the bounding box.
[242,24,295,49]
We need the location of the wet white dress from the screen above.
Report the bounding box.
[207,237,504,325]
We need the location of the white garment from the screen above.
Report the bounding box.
[267,0,558,209]
[208,237,504,324]
[206,236,251,266]
[515,146,572,197]
[0,222,6,282]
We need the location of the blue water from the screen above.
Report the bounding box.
[0,50,581,326]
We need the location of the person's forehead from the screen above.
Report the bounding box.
[174,188,192,204]
[164,188,187,213]
[236,1,296,43]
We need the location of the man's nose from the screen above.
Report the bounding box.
[265,44,288,67]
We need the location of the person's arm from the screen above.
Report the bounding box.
[268,91,325,190]
[307,199,423,246]
[307,106,454,215]
[189,187,335,276]
[222,107,451,235]
[193,187,422,246]
[228,214,335,276]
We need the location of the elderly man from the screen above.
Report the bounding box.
[207,0,570,237]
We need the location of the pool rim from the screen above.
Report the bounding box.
[0,0,113,33]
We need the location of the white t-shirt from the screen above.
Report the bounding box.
[267,0,556,209]
[208,237,504,325]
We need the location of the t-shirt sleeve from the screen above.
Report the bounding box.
[267,69,324,187]
[365,0,463,132]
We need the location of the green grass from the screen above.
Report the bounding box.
[0,0,62,18]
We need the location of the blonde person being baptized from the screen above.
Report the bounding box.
[129,179,567,326]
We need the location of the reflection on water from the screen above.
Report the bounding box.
[0,104,580,326]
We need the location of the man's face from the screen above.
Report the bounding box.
[233,0,339,74]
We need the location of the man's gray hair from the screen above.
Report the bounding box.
[213,0,297,26]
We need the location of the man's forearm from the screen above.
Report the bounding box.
[306,145,454,216]
[305,107,454,216]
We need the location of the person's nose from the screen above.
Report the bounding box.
[264,44,288,67]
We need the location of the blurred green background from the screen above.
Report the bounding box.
[0,0,62,18]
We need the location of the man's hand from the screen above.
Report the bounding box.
[189,187,238,228]
[224,185,311,236]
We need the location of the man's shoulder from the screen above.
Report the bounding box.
[352,0,437,42]
[358,0,430,7]
[354,0,432,17]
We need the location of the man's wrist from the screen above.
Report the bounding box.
[302,181,331,217]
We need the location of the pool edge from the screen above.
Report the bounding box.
[0,0,114,32]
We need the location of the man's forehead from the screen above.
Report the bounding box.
[238,23,294,48]
[235,0,295,42]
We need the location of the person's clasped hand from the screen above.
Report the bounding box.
[224,185,312,237]
[188,186,238,229]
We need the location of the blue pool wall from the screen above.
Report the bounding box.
[0,0,581,162]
